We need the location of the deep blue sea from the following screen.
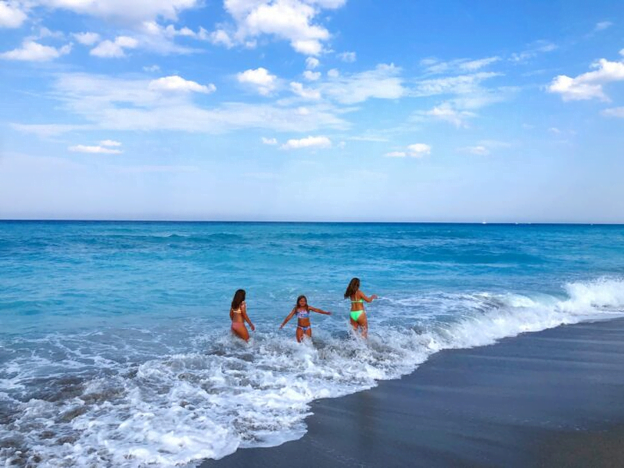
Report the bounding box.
[1,221,624,466]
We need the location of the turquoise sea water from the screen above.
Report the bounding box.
[1,221,624,466]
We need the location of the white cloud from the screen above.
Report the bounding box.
[39,0,200,24]
[548,58,624,101]
[384,143,431,158]
[19,72,348,134]
[281,135,331,150]
[100,139,122,147]
[303,70,321,81]
[461,140,511,155]
[406,143,431,157]
[510,41,557,63]
[209,29,234,48]
[321,63,404,104]
[426,104,475,127]
[0,40,71,61]
[90,36,138,58]
[0,1,26,28]
[595,21,613,31]
[548,127,561,134]
[261,137,278,145]
[11,123,91,137]
[290,81,321,100]
[338,51,356,62]
[215,0,347,55]
[69,144,122,154]
[237,67,277,95]
[602,107,624,118]
[327,68,339,78]
[149,75,216,93]
[413,72,500,97]
[421,56,499,74]
[465,145,489,155]
[143,64,161,72]
[306,57,319,69]
[73,32,101,45]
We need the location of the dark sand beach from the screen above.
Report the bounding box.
[202,318,624,468]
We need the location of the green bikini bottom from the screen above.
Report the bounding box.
[350,310,364,321]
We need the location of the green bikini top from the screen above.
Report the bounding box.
[351,299,364,303]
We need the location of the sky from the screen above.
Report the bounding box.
[0,0,623,223]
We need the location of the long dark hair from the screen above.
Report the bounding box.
[296,295,309,310]
[231,289,246,310]
[344,278,360,299]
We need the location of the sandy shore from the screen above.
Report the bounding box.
[202,318,624,467]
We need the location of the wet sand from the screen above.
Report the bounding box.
[202,318,624,467]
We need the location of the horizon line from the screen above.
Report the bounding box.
[0,219,622,226]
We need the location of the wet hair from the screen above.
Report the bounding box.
[296,295,309,310]
[231,289,246,310]
[344,278,360,299]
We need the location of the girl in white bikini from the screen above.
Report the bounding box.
[279,295,331,342]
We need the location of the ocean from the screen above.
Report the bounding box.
[1,221,624,467]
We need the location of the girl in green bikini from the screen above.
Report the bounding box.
[344,278,378,338]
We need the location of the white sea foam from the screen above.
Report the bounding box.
[1,278,623,467]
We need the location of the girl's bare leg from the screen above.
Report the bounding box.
[357,315,368,339]
[296,328,304,343]
[232,325,249,342]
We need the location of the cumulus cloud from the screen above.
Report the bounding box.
[384,143,431,158]
[548,57,624,101]
[261,137,278,145]
[281,135,331,150]
[148,75,216,93]
[38,0,200,24]
[338,51,356,62]
[90,36,138,58]
[213,0,347,55]
[69,144,123,154]
[0,1,27,28]
[0,40,71,61]
[237,67,277,95]
[303,70,321,81]
[290,81,321,99]
[306,57,319,69]
[73,32,101,45]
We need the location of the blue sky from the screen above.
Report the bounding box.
[0,0,623,222]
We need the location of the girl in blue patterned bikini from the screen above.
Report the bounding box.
[345,277,378,339]
[279,295,331,342]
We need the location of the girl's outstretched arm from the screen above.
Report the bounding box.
[279,308,297,329]
[309,306,331,315]
[241,302,255,331]
[359,291,378,303]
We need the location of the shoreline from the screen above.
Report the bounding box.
[202,318,624,467]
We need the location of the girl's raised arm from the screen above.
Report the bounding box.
[279,308,297,329]
[309,306,331,315]
[359,291,378,303]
